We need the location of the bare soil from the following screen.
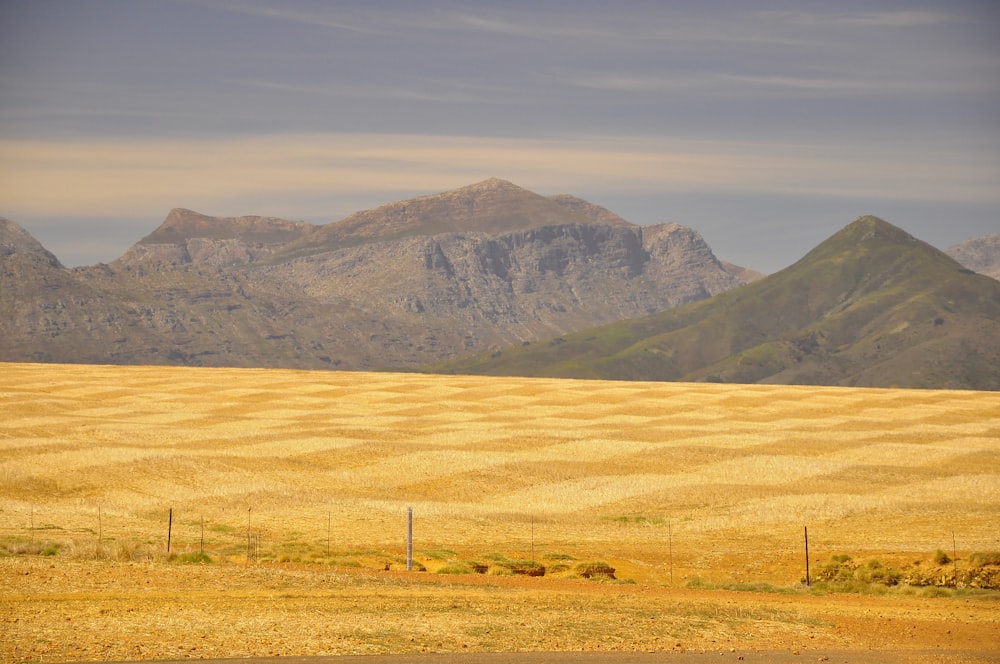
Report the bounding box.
[2,556,997,663]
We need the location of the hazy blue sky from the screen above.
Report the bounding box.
[1,0,998,272]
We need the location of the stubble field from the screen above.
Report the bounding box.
[1,362,998,662]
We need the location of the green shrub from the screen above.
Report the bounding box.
[933,549,951,565]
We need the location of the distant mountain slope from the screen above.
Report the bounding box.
[1,181,756,370]
[1,218,165,364]
[947,234,1000,281]
[437,216,1000,390]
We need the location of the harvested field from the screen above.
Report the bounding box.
[1,362,998,662]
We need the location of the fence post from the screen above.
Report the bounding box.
[406,507,413,571]
[804,526,811,587]
[953,532,958,587]
[167,508,173,553]
[668,519,674,588]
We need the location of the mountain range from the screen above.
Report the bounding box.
[1,179,755,370]
[438,216,1000,390]
[2,179,997,389]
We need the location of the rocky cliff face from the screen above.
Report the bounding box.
[1,181,755,370]
[947,234,1000,281]
[261,221,742,359]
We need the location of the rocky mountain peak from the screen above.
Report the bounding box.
[274,179,622,261]
[140,209,314,246]
[843,215,916,243]
[456,177,525,194]
[0,217,63,268]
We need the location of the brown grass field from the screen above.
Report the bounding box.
[1,362,999,662]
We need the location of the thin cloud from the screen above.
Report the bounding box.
[765,9,969,28]
[203,0,381,34]
[234,77,516,105]
[2,133,997,220]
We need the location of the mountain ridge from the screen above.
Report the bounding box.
[0,181,753,371]
[436,216,1000,390]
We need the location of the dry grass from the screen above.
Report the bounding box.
[2,362,999,661]
[2,362,999,574]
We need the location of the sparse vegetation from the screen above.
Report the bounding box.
[172,551,212,564]
[970,551,1000,566]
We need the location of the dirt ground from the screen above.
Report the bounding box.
[2,557,997,664]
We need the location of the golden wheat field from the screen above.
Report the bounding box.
[2,361,999,662]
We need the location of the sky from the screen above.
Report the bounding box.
[1,0,998,273]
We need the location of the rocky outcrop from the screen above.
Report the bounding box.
[264,221,742,354]
[114,208,316,268]
[947,234,1000,281]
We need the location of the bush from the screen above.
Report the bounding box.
[482,553,546,576]
[969,551,1000,566]
[575,561,616,580]
[812,554,901,593]
[856,559,901,586]
[817,554,857,583]
[933,549,951,565]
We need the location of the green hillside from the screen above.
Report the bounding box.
[435,216,1000,390]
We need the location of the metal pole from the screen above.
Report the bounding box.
[406,507,413,571]
[669,520,674,587]
[953,531,958,587]
[167,507,173,553]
